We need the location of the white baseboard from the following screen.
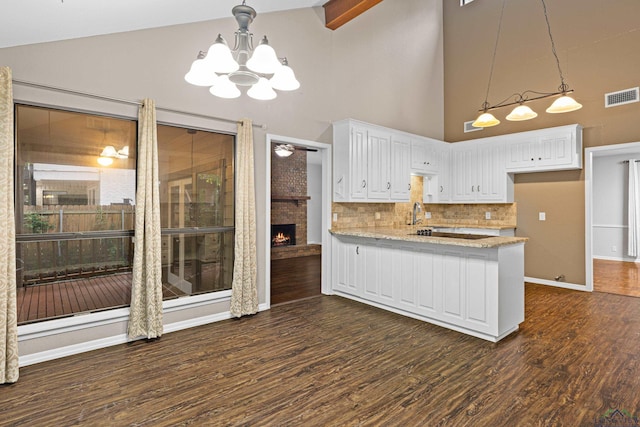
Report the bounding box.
[525,276,589,292]
[19,302,271,367]
[593,255,640,263]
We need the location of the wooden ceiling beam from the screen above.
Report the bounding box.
[323,0,384,30]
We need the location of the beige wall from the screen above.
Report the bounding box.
[1,1,443,306]
[443,0,640,285]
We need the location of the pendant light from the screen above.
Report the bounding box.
[472,0,582,127]
[184,1,300,100]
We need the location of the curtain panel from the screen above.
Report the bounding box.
[230,119,258,317]
[128,99,163,339]
[0,66,19,383]
[628,159,640,258]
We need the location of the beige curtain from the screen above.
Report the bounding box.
[230,119,258,317]
[0,67,19,383]
[128,99,163,339]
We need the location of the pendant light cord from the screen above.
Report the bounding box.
[541,0,567,92]
[481,0,507,111]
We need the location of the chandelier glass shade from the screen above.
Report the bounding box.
[185,2,300,100]
[472,0,582,128]
[274,144,294,157]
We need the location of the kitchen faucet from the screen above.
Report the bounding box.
[412,202,422,225]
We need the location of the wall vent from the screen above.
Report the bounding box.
[460,0,475,5]
[605,87,639,108]
[464,120,483,133]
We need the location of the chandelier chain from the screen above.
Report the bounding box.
[481,0,507,111]
[541,0,567,92]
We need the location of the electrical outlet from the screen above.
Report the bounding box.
[375,212,381,220]
[539,212,546,221]
[332,213,338,222]
[485,211,491,220]
[425,212,432,219]
[612,245,617,253]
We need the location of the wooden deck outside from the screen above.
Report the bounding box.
[16,273,185,325]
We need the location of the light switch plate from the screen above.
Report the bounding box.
[425,212,432,219]
[485,211,491,220]
[539,212,546,221]
[333,213,338,222]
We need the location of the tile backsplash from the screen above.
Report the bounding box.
[332,175,517,229]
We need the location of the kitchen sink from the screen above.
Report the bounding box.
[408,231,493,240]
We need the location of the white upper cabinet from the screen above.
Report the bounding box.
[390,134,412,200]
[334,119,581,204]
[333,119,412,202]
[450,140,513,203]
[504,124,582,173]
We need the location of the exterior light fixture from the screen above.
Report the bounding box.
[97,131,129,166]
[184,1,300,100]
[472,0,582,128]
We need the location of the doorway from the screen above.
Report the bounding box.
[168,177,194,294]
[265,134,332,307]
[586,142,640,297]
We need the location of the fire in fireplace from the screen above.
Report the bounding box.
[271,224,296,247]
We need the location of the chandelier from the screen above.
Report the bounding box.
[184,1,300,100]
[472,0,582,128]
[97,131,129,166]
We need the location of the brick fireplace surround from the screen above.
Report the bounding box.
[271,145,321,260]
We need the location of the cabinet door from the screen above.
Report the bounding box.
[349,126,368,200]
[537,130,574,168]
[438,147,451,202]
[505,136,538,170]
[410,139,428,171]
[366,129,391,200]
[477,142,506,201]
[390,135,411,201]
[451,145,475,201]
[332,237,365,297]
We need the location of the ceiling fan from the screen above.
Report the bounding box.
[273,143,317,158]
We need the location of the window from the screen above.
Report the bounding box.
[157,124,235,298]
[15,105,235,325]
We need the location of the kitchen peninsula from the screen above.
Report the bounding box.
[330,227,528,342]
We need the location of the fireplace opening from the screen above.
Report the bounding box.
[271,224,296,247]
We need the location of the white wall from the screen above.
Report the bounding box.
[592,152,640,261]
[3,0,444,363]
[307,160,322,244]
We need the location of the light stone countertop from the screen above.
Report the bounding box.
[330,227,528,249]
[418,222,516,230]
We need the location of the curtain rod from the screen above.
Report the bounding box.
[12,78,266,129]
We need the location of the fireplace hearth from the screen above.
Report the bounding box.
[272,224,296,247]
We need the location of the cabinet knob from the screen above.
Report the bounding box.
[471,186,475,192]
[477,185,480,192]
[408,184,411,190]
[356,246,359,255]
[362,180,367,188]
[531,158,535,161]
[440,185,444,192]
[387,182,391,190]
[538,157,542,161]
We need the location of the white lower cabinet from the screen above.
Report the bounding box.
[331,235,524,342]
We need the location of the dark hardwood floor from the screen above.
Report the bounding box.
[594,258,640,297]
[2,284,640,426]
[270,254,321,305]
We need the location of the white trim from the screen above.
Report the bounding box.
[264,134,333,304]
[593,255,640,263]
[19,301,270,367]
[592,224,628,229]
[585,141,640,293]
[525,276,589,292]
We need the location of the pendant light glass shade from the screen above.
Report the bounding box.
[247,77,277,100]
[184,55,218,86]
[472,112,501,128]
[210,75,241,99]
[506,105,538,121]
[270,61,300,91]
[100,145,118,157]
[206,35,240,74]
[546,95,583,113]
[246,36,281,74]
